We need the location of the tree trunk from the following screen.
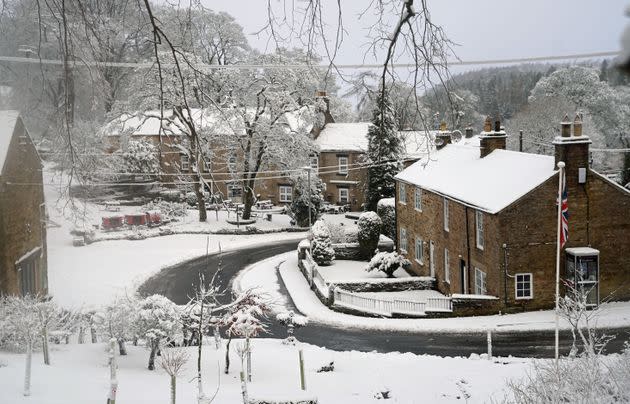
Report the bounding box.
[170,375,176,404]
[118,338,127,356]
[90,325,97,343]
[246,337,252,382]
[78,325,85,344]
[240,371,249,404]
[241,182,254,220]
[23,340,32,396]
[194,175,207,222]
[148,341,158,371]
[224,336,232,374]
[42,327,50,365]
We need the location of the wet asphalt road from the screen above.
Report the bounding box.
[138,239,630,358]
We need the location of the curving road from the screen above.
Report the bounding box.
[138,239,630,358]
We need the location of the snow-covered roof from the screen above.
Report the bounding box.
[395,143,557,214]
[0,110,20,171]
[105,108,311,138]
[315,122,439,157]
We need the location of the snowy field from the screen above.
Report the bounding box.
[0,339,533,404]
[237,251,630,333]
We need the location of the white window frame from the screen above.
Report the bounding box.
[429,241,435,277]
[414,187,422,211]
[338,156,348,174]
[338,187,349,204]
[476,210,484,250]
[443,198,449,232]
[400,228,408,254]
[515,273,533,300]
[310,155,319,171]
[279,185,293,203]
[181,154,190,171]
[399,183,407,204]
[414,237,423,265]
[227,184,243,198]
[444,248,450,283]
[474,267,487,295]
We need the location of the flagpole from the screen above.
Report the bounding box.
[555,161,565,366]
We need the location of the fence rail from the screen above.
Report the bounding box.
[426,296,453,312]
[333,288,432,317]
[312,266,329,298]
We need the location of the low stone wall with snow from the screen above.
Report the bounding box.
[250,399,317,404]
[330,277,435,293]
[451,294,502,316]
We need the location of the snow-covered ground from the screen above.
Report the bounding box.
[0,339,533,404]
[237,251,630,333]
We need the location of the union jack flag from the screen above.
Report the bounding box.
[560,173,569,248]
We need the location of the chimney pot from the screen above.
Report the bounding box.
[561,114,571,137]
[494,118,501,133]
[573,113,583,137]
[465,126,473,138]
[483,116,492,132]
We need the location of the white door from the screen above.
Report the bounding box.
[429,241,435,277]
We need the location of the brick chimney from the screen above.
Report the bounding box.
[435,121,451,149]
[311,90,335,139]
[479,116,507,158]
[554,113,591,186]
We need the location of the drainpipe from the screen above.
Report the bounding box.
[503,243,509,307]
[464,206,471,294]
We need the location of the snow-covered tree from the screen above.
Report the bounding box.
[121,140,160,175]
[222,290,270,381]
[133,295,181,371]
[366,251,410,278]
[310,220,335,266]
[358,212,382,260]
[276,310,308,345]
[93,298,137,355]
[365,90,404,211]
[289,172,324,227]
[376,198,396,243]
[160,347,189,404]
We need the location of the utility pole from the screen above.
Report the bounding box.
[307,167,312,229]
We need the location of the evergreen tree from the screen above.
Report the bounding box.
[365,90,403,211]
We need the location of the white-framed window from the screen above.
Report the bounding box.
[444,248,450,283]
[181,154,190,171]
[310,155,319,171]
[476,210,484,250]
[227,184,243,198]
[279,185,293,202]
[228,155,237,172]
[338,156,348,174]
[414,237,423,264]
[338,187,349,204]
[474,267,487,295]
[201,158,210,172]
[414,187,422,211]
[443,198,449,232]
[515,273,533,299]
[400,227,408,253]
[399,183,407,204]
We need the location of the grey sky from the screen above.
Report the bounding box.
[202,0,628,73]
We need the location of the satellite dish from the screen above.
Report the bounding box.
[451,130,463,143]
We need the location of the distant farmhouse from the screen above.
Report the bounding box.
[395,116,630,314]
[0,110,48,297]
[103,93,438,208]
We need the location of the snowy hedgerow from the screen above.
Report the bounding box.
[133,295,181,370]
[310,220,335,266]
[376,198,396,242]
[324,221,347,244]
[365,251,410,278]
[142,200,187,218]
[358,211,382,260]
[289,172,324,227]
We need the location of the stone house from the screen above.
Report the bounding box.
[0,110,48,296]
[394,116,630,314]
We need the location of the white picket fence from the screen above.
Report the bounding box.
[426,296,453,312]
[312,266,330,298]
[333,288,429,317]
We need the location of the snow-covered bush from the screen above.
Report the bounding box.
[377,198,396,242]
[133,295,181,370]
[358,211,382,260]
[289,173,324,227]
[184,191,197,206]
[142,200,187,218]
[122,139,160,174]
[310,220,335,266]
[93,298,137,355]
[365,251,410,278]
[324,221,347,244]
